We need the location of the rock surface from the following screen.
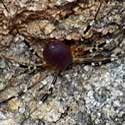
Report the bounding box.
[0,0,125,125]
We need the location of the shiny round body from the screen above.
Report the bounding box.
[43,41,72,71]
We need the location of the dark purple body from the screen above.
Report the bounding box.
[43,41,72,71]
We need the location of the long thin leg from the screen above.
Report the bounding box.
[0,71,46,106]
[40,72,59,102]
[84,1,103,34]
[0,71,59,106]
[1,0,9,12]
[0,90,25,106]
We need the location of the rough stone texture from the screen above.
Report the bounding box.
[0,0,125,125]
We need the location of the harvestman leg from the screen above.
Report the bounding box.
[0,1,105,105]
